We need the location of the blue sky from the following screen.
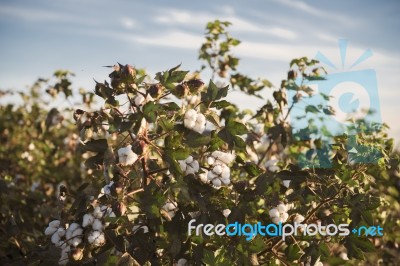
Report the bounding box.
[1,0,399,143]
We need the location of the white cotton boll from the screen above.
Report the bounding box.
[49,220,61,228]
[281,212,289,222]
[134,94,145,106]
[57,228,66,237]
[195,113,206,124]
[294,214,305,224]
[207,171,216,181]
[125,152,138,165]
[220,153,235,165]
[67,223,79,235]
[45,226,58,236]
[93,206,103,219]
[191,160,199,172]
[265,159,278,168]
[179,160,187,172]
[207,156,215,165]
[192,123,205,134]
[211,151,223,159]
[184,118,196,129]
[269,208,280,218]
[282,180,291,188]
[221,165,230,179]
[220,177,230,185]
[277,204,288,214]
[199,172,208,183]
[177,258,188,266]
[272,217,281,225]
[185,109,197,120]
[212,178,221,188]
[222,209,231,218]
[92,219,103,231]
[213,165,223,175]
[72,228,83,238]
[186,165,196,175]
[339,252,349,260]
[88,230,99,244]
[82,214,94,228]
[185,156,193,164]
[70,237,82,247]
[51,232,60,244]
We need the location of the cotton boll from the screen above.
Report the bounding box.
[339,252,349,260]
[272,217,281,225]
[57,228,66,237]
[93,206,104,219]
[190,160,199,172]
[45,226,58,236]
[282,180,291,188]
[49,220,61,228]
[294,214,305,224]
[222,209,231,218]
[195,113,206,125]
[51,232,61,244]
[118,145,138,166]
[212,178,221,188]
[179,160,187,172]
[184,118,196,129]
[92,219,103,231]
[198,172,208,183]
[281,212,289,222]
[220,177,230,185]
[213,165,223,175]
[82,213,94,228]
[220,166,230,179]
[177,258,188,266]
[134,94,145,106]
[184,109,197,120]
[269,208,280,218]
[268,165,280,173]
[70,237,82,247]
[207,156,215,165]
[185,156,193,164]
[277,204,288,213]
[192,123,205,134]
[207,171,216,181]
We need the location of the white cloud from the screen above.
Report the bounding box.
[134,31,203,50]
[154,8,298,40]
[120,17,137,29]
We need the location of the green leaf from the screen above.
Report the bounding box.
[285,244,301,261]
[81,139,108,153]
[143,102,160,122]
[305,105,320,114]
[183,131,210,148]
[210,100,231,109]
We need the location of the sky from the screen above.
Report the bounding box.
[0,0,399,144]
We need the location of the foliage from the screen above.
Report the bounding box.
[1,20,400,266]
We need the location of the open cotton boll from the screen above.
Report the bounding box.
[222,209,231,218]
[277,203,288,213]
[220,177,230,185]
[177,258,188,266]
[45,226,58,236]
[212,178,221,188]
[49,220,61,228]
[269,208,280,218]
[118,145,138,166]
[93,206,104,219]
[88,230,105,247]
[184,109,197,121]
[294,214,305,224]
[92,219,103,231]
[282,180,291,188]
[184,118,196,129]
[198,171,208,183]
[51,232,61,244]
[82,213,95,228]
